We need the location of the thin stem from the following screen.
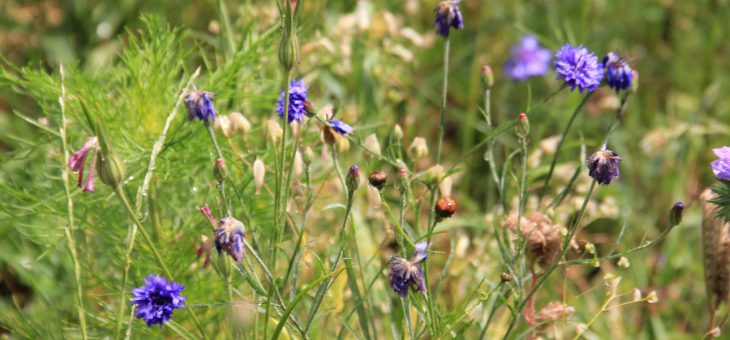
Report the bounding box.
[204,120,231,216]
[436,37,451,165]
[113,186,209,339]
[538,92,593,206]
[58,65,88,340]
[502,180,598,339]
[422,218,439,335]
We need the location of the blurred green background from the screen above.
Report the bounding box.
[1,0,729,338]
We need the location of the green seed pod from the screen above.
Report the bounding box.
[278,34,300,71]
[96,151,125,188]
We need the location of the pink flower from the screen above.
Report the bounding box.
[68,137,98,192]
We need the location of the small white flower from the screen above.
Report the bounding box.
[646,290,658,304]
[617,256,630,268]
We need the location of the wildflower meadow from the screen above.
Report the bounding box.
[1,0,729,339]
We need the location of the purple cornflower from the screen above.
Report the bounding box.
[504,36,552,80]
[214,217,246,262]
[388,242,429,298]
[68,137,99,193]
[711,147,730,181]
[554,44,604,93]
[603,52,633,92]
[329,119,353,136]
[185,89,216,122]
[587,144,622,185]
[434,1,464,38]
[130,275,186,327]
[276,79,309,124]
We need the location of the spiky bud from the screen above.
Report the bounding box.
[481,65,494,88]
[368,171,388,190]
[347,164,360,194]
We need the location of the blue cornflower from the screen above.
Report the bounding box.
[388,242,429,298]
[504,36,552,80]
[130,275,186,327]
[587,144,622,185]
[554,44,604,93]
[214,217,246,262]
[434,1,464,38]
[712,147,730,181]
[276,79,309,124]
[329,119,353,136]
[603,52,633,93]
[185,90,216,122]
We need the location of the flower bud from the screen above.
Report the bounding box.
[303,146,314,165]
[347,164,360,194]
[266,119,283,144]
[397,168,409,195]
[336,134,350,152]
[229,112,251,136]
[322,126,337,145]
[364,133,381,156]
[516,113,530,139]
[253,158,265,194]
[214,158,226,183]
[424,165,444,186]
[368,171,388,190]
[500,272,512,283]
[630,70,639,94]
[96,151,125,188]
[408,137,428,160]
[481,65,494,88]
[393,124,404,141]
[435,197,456,219]
[278,33,299,71]
[303,100,317,117]
[215,115,232,137]
[669,201,684,227]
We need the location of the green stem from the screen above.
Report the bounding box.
[502,180,597,339]
[113,186,209,339]
[58,65,88,340]
[436,37,451,165]
[204,120,231,216]
[537,92,593,206]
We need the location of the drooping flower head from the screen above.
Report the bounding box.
[554,44,604,93]
[276,79,309,124]
[185,89,216,122]
[130,275,186,327]
[214,217,246,262]
[434,1,464,38]
[388,242,429,297]
[712,147,730,181]
[504,36,552,80]
[68,137,99,193]
[329,119,353,136]
[587,144,622,185]
[603,52,633,93]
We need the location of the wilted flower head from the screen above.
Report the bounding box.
[434,0,464,37]
[185,89,216,122]
[368,171,388,190]
[277,79,309,124]
[554,44,604,93]
[215,217,246,262]
[130,275,186,327]
[587,144,622,185]
[388,242,429,297]
[711,147,730,181]
[68,137,99,193]
[533,301,575,331]
[503,212,561,269]
[504,36,552,80]
[603,52,633,92]
[329,119,353,136]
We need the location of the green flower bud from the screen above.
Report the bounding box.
[96,151,125,188]
[278,34,300,71]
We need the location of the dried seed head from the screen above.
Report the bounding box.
[503,212,561,269]
[533,301,574,331]
[368,171,388,190]
[253,158,266,195]
[228,112,251,136]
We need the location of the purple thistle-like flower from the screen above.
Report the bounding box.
[329,119,353,136]
[711,147,730,181]
[214,217,246,262]
[185,90,216,122]
[388,241,429,297]
[277,79,309,124]
[130,275,186,327]
[554,44,604,93]
[504,36,552,80]
[587,144,622,185]
[603,52,633,92]
[434,1,464,38]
